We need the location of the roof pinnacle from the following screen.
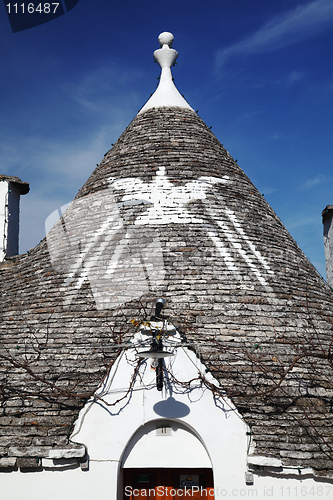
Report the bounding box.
[138,32,193,114]
[154,32,178,68]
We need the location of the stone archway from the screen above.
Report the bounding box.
[120,419,214,499]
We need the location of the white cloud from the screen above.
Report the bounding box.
[286,215,319,230]
[0,67,142,195]
[63,64,144,118]
[260,186,278,196]
[11,125,124,252]
[0,129,109,186]
[16,127,119,252]
[285,70,306,85]
[1,60,149,254]
[268,131,283,141]
[216,0,333,68]
[300,175,328,189]
[19,196,65,254]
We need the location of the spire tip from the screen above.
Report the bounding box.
[158,32,174,48]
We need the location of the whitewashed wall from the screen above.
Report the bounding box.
[1,329,332,500]
[2,459,332,500]
[0,180,20,260]
[0,181,8,261]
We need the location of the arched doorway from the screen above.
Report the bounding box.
[121,420,214,499]
[123,468,214,499]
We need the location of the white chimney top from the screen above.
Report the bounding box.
[138,32,193,114]
[0,176,29,261]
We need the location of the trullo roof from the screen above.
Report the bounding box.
[0,32,332,477]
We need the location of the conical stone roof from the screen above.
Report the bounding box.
[0,33,332,476]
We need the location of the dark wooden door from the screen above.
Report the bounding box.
[123,468,214,500]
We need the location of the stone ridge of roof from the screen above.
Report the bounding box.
[0,175,29,195]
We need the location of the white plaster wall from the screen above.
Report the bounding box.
[69,338,249,499]
[122,420,212,468]
[2,333,332,500]
[1,460,332,500]
[1,461,118,500]
[0,181,20,260]
[0,181,8,261]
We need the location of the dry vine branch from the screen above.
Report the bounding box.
[0,298,332,469]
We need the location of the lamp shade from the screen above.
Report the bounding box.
[139,350,173,359]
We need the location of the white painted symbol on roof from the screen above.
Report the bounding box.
[109,166,229,225]
[110,167,274,289]
[46,167,274,307]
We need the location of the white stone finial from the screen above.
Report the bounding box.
[154,32,178,69]
[138,32,193,114]
[158,32,174,47]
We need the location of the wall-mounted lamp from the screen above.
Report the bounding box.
[139,299,172,391]
[154,298,165,319]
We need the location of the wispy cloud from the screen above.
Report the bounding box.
[284,70,306,86]
[285,215,319,230]
[1,98,140,252]
[63,64,144,118]
[10,130,115,253]
[216,0,333,68]
[0,63,143,188]
[261,187,279,196]
[0,59,149,253]
[268,131,283,141]
[0,129,111,187]
[300,175,328,189]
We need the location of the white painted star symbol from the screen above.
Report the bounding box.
[109,166,229,225]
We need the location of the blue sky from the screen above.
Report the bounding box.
[1,0,332,279]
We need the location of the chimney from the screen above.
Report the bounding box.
[0,176,29,261]
[322,205,333,288]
